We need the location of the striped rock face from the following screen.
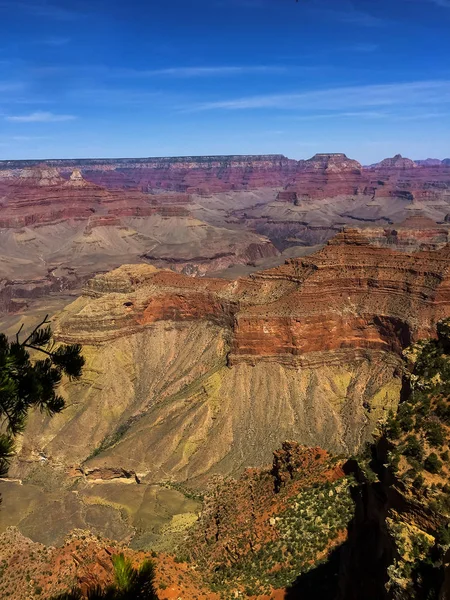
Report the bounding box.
[9,228,450,486]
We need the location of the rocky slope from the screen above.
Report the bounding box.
[8,228,450,493]
[2,152,450,317]
[0,527,219,600]
[184,442,353,596]
[229,154,450,250]
[0,155,298,194]
[0,166,278,314]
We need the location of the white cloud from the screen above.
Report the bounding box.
[115,65,287,78]
[6,111,77,122]
[291,111,387,121]
[0,1,81,19]
[423,0,450,6]
[192,80,450,112]
[10,135,52,140]
[352,44,379,53]
[41,36,71,46]
[0,81,25,93]
[330,9,385,27]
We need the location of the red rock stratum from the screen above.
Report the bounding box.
[10,227,450,486]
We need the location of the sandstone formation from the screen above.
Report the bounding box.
[10,227,450,488]
[0,527,217,600]
[0,155,298,194]
[3,153,450,600]
[348,216,450,251]
[0,166,279,314]
[416,158,444,166]
[371,154,418,169]
[226,153,450,250]
[1,153,450,318]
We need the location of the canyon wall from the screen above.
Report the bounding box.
[2,152,450,318]
[11,229,450,485]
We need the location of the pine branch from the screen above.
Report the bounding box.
[22,314,50,345]
[15,323,23,344]
[23,344,53,357]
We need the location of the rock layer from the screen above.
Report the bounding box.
[2,153,450,316]
[12,229,450,483]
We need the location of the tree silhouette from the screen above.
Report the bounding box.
[0,315,84,477]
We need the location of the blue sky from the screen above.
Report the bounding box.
[0,0,449,162]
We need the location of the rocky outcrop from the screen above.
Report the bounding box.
[231,229,450,362]
[1,155,450,300]
[12,229,450,483]
[365,157,450,203]
[345,217,450,251]
[185,442,350,595]
[282,153,364,201]
[0,527,215,600]
[372,155,418,169]
[1,155,299,194]
[55,230,450,354]
[0,267,87,314]
[0,168,192,228]
[416,158,443,167]
[2,153,449,204]
[0,165,281,316]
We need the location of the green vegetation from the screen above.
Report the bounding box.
[378,319,450,599]
[424,452,442,474]
[51,554,157,599]
[206,476,355,596]
[0,316,84,477]
[86,419,136,461]
[403,435,424,461]
[384,319,450,497]
[387,522,439,598]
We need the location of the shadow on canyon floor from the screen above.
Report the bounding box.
[286,460,393,600]
[285,545,342,599]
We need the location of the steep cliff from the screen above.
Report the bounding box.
[0,167,279,314]
[9,229,450,487]
[1,153,450,317]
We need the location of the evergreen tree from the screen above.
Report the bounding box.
[51,554,158,599]
[0,315,84,477]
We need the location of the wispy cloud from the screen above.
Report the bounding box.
[334,10,384,27]
[29,63,289,81]
[7,135,53,141]
[352,43,379,53]
[40,36,71,46]
[6,111,76,122]
[0,1,82,19]
[191,80,450,112]
[422,0,450,6]
[108,65,287,78]
[319,6,385,27]
[292,111,387,121]
[0,81,25,93]
[397,111,450,120]
[68,87,163,105]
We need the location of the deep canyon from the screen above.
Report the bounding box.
[2,152,450,599]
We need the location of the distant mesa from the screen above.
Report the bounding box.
[66,168,92,188]
[396,215,441,229]
[416,158,443,166]
[303,153,362,172]
[370,154,417,169]
[0,166,66,186]
[0,151,449,316]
